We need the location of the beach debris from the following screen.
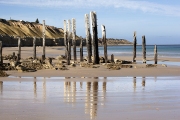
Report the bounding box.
[146,64,157,68]
[162,64,167,67]
[99,57,105,63]
[0,70,8,77]
[56,55,66,60]
[106,63,121,70]
[80,62,99,68]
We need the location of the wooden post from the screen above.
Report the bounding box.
[33,37,36,60]
[85,14,92,63]
[101,25,108,63]
[90,11,99,64]
[64,20,68,59]
[111,54,114,63]
[72,18,77,61]
[12,52,15,61]
[80,37,83,62]
[67,20,71,65]
[133,31,137,62]
[18,37,21,60]
[142,35,146,63]
[42,20,46,60]
[154,45,157,64]
[0,41,2,65]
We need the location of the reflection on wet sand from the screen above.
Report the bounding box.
[63,77,106,119]
[43,78,46,102]
[133,77,136,92]
[34,77,37,98]
[142,77,146,87]
[0,81,3,95]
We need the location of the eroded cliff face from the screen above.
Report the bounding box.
[0,19,64,38]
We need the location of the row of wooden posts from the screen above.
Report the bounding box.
[0,11,158,66]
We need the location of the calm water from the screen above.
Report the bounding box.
[0,77,180,120]
[98,45,180,58]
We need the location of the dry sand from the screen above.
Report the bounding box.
[0,47,180,120]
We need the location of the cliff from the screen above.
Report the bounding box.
[0,18,132,46]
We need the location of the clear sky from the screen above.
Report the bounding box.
[0,0,180,45]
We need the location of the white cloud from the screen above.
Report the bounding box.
[1,0,180,16]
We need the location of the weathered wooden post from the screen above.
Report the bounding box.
[12,52,15,61]
[64,20,68,58]
[0,41,3,65]
[80,37,83,62]
[72,18,77,61]
[90,11,99,64]
[154,45,157,64]
[42,20,46,61]
[18,37,21,61]
[142,35,146,63]
[101,25,108,63]
[33,37,36,60]
[133,31,137,62]
[85,14,92,63]
[67,20,71,65]
[111,54,114,63]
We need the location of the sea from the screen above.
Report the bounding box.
[97,45,180,58]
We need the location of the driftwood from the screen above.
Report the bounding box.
[154,45,157,64]
[142,35,146,63]
[90,11,99,64]
[85,14,92,63]
[72,18,77,61]
[133,31,137,62]
[101,25,108,63]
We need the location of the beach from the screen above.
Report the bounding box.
[0,46,180,120]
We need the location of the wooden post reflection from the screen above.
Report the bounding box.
[142,77,145,87]
[0,81,3,95]
[43,78,46,102]
[90,82,98,119]
[34,77,37,98]
[85,82,91,114]
[133,77,136,92]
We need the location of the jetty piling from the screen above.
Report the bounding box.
[80,37,83,62]
[72,18,77,61]
[67,19,71,64]
[18,37,21,61]
[101,25,108,63]
[111,54,114,63]
[64,20,68,59]
[85,14,92,63]
[142,35,146,63]
[90,11,99,64]
[133,31,137,62]
[42,20,46,61]
[0,41,3,65]
[12,52,15,61]
[33,37,36,60]
[154,45,157,64]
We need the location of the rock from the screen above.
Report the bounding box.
[162,64,167,67]
[146,64,157,68]
[0,70,8,77]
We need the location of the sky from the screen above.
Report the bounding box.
[0,0,180,45]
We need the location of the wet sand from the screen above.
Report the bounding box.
[0,77,180,120]
[1,47,180,120]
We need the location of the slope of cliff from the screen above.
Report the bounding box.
[0,18,64,38]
